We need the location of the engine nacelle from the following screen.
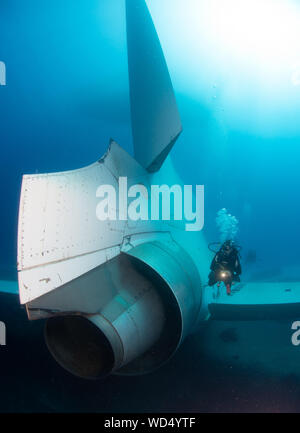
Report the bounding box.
[42,240,201,379]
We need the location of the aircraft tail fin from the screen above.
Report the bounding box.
[126,0,182,173]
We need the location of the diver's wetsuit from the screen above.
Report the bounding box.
[208,245,241,294]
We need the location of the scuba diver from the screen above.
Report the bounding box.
[208,240,242,295]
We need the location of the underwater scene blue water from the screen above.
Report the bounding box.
[1,0,300,413]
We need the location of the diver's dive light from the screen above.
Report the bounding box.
[219,270,232,281]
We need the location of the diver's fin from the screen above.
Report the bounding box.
[126,0,182,173]
[208,282,300,320]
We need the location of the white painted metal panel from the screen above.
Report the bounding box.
[18,163,122,271]
[18,246,121,304]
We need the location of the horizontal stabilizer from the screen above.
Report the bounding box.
[0,280,18,295]
[209,282,300,320]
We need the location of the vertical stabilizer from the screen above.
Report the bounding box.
[126,0,182,172]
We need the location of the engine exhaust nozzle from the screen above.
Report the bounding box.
[45,315,115,379]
